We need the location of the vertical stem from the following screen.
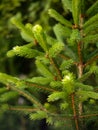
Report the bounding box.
[78,62,85,130]
[78,14,84,118]
[71,93,79,130]
[78,41,83,115]
[77,41,84,129]
[78,63,83,116]
[77,14,84,128]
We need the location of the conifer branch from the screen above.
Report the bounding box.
[9,106,39,112]
[9,84,45,111]
[35,60,54,79]
[25,81,58,92]
[58,54,70,60]
[77,71,91,82]
[49,57,62,80]
[86,0,98,17]
[84,55,98,67]
[32,25,48,52]
[51,113,98,119]
[84,13,98,28]
[48,9,72,28]
[0,1,98,129]
[59,54,78,66]
[79,113,98,118]
[61,0,72,12]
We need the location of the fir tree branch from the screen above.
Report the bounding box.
[51,112,98,119]
[9,84,45,110]
[9,106,39,112]
[35,60,54,79]
[79,113,98,118]
[58,54,78,66]
[48,9,72,28]
[25,81,58,92]
[84,14,98,28]
[58,54,70,60]
[49,57,62,80]
[84,55,98,67]
[61,0,72,12]
[32,25,48,52]
[77,69,92,83]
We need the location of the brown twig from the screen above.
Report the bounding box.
[84,55,98,67]
[26,81,58,92]
[78,41,83,64]
[71,93,79,130]
[9,106,38,112]
[77,43,84,119]
[59,54,78,66]
[58,54,70,60]
[49,57,62,80]
[79,113,98,118]
[9,85,45,110]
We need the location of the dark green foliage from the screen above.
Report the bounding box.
[0,0,98,130]
[86,0,98,17]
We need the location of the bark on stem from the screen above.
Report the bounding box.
[78,14,84,117]
[77,46,84,129]
[78,63,83,116]
[71,93,79,130]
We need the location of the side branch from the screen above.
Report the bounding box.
[26,81,58,92]
[9,84,45,110]
[9,106,39,112]
[49,57,62,80]
[84,55,98,67]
